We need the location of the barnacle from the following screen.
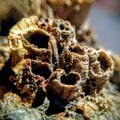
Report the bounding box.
[7,16,87,104]
[8,16,58,67]
[9,59,52,104]
[48,0,94,28]
[7,16,114,104]
[48,19,76,54]
[30,17,76,54]
[0,92,27,117]
[48,68,81,101]
[84,47,114,94]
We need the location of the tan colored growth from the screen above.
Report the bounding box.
[84,47,114,94]
[8,16,114,105]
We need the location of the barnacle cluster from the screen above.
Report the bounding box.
[0,0,120,120]
[0,15,114,115]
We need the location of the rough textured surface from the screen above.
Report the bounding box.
[0,92,28,117]
[7,16,114,105]
[109,53,120,89]
[0,16,116,119]
[0,0,120,120]
[84,47,114,94]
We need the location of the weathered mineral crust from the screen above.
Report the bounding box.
[0,15,119,120]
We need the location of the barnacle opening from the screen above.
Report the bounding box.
[98,51,111,71]
[59,23,65,30]
[32,66,51,79]
[27,32,50,49]
[61,73,79,85]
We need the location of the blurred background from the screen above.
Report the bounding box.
[89,0,120,54]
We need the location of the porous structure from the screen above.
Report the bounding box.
[0,0,120,120]
[0,16,115,119]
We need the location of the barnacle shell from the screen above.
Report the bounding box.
[8,16,58,68]
[9,59,52,103]
[48,68,81,101]
[8,16,59,104]
[84,47,114,94]
[30,17,76,54]
[48,0,94,28]
[60,43,89,81]
[0,0,119,118]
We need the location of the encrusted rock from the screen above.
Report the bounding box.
[0,92,27,117]
[7,16,114,104]
[8,16,58,67]
[60,43,89,81]
[31,16,76,54]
